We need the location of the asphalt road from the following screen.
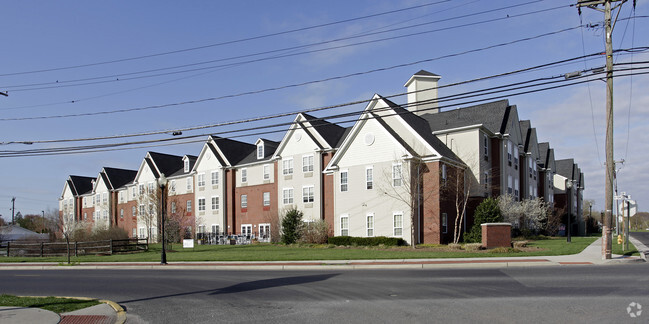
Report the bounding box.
[3,264,648,323]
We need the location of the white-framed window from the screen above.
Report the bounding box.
[186,178,192,191]
[302,186,314,203]
[392,164,402,187]
[241,168,247,183]
[198,173,205,187]
[119,191,124,203]
[367,213,374,237]
[184,159,190,172]
[198,198,206,211]
[131,206,136,217]
[366,167,373,190]
[148,182,155,194]
[513,145,519,167]
[212,196,219,210]
[257,144,264,159]
[507,141,513,165]
[84,212,87,220]
[528,158,533,177]
[514,178,520,200]
[283,158,293,175]
[441,164,447,181]
[211,171,219,186]
[302,155,314,173]
[120,208,124,218]
[340,214,349,236]
[507,175,513,195]
[263,192,270,206]
[263,164,270,180]
[211,224,219,234]
[442,213,448,233]
[139,227,146,239]
[131,187,136,199]
[102,210,108,220]
[529,184,534,200]
[139,204,145,216]
[241,194,247,208]
[171,201,176,214]
[393,212,403,237]
[186,200,192,212]
[170,180,176,192]
[132,228,137,238]
[340,170,348,192]
[283,188,294,205]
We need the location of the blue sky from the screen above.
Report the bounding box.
[1,0,647,222]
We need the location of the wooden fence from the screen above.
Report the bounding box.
[0,238,148,257]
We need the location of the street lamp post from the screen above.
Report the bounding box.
[158,173,168,265]
[565,179,572,243]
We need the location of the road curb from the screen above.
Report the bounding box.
[100,299,126,324]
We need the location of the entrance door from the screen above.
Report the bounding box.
[241,224,252,239]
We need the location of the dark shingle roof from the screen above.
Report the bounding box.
[68,175,95,196]
[102,167,137,189]
[376,95,461,162]
[147,152,185,178]
[301,113,347,148]
[413,70,440,77]
[421,99,513,135]
[555,159,575,179]
[210,136,256,165]
[538,142,551,168]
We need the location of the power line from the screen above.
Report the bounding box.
[2,66,647,158]
[0,0,453,78]
[0,25,597,122]
[2,2,568,93]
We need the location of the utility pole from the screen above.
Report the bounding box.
[576,0,630,260]
[11,197,16,225]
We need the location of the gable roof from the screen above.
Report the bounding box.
[147,152,185,178]
[67,175,95,196]
[422,99,516,135]
[101,167,137,190]
[300,113,347,148]
[538,142,554,169]
[238,139,279,165]
[555,159,576,180]
[209,136,256,166]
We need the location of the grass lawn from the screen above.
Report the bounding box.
[0,294,100,313]
[612,240,639,256]
[0,237,599,263]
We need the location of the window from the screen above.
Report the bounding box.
[528,158,533,177]
[257,144,264,159]
[198,198,206,211]
[139,204,145,216]
[148,182,155,194]
[283,158,293,175]
[186,200,192,212]
[533,162,537,180]
[131,187,136,199]
[212,196,219,210]
[514,178,520,200]
[483,134,489,160]
[184,159,190,172]
[171,202,176,214]
[102,210,108,220]
[507,175,513,195]
[340,171,348,192]
[84,212,87,220]
[393,164,402,187]
[198,173,205,187]
[529,185,534,200]
[263,164,270,180]
[186,178,192,191]
[241,168,247,183]
[340,215,349,236]
[283,188,294,204]
[131,206,136,217]
[302,186,314,203]
[263,192,270,206]
[211,171,219,186]
[367,213,374,237]
[507,141,512,165]
[211,224,219,234]
[442,213,448,233]
[366,167,373,190]
[120,209,124,218]
[119,191,124,203]
[484,171,489,190]
[241,195,247,208]
[393,213,403,236]
[302,155,314,172]
[441,164,447,181]
[170,180,176,192]
[132,228,137,238]
[513,145,519,167]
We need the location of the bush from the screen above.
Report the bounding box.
[327,236,406,247]
[465,198,502,243]
[281,207,303,244]
[448,243,462,250]
[299,220,329,244]
[90,227,129,241]
[464,243,483,251]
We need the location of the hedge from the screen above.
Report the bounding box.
[327,236,406,247]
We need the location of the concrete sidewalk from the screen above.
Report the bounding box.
[0,237,645,324]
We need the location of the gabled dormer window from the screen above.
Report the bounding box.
[184,159,190,173]
[257,144,264,159]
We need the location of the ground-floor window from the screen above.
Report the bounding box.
[340,214,349,236]
[241,224,252,238]
[393,212,403,237]
[366,213,374,237]
[442,213,448,234]
[259,223,270,241]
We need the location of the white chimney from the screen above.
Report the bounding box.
[404,70,441,115]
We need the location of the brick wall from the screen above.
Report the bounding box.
[481,223,511,248]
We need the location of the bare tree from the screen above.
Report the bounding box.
[136,187,160,243]
[57,211,87,264]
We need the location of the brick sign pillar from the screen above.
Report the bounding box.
[481,223,511,249]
